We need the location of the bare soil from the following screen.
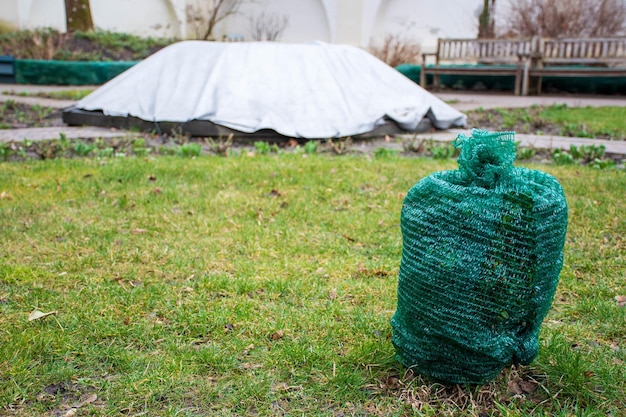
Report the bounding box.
[0,102,63,129]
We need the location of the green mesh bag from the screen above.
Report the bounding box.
[391,129,568,384]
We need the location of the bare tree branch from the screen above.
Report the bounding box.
[500,0,626,38]
[369,33,422,67]
[248,12,289,41]
[186,0,248,40]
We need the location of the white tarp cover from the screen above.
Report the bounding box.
[77,41,466,138]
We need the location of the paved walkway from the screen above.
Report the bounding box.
[1,84,97,109]
[1,84,625,154]
[0,126,130,142]
[403,130,626,155]
[436,91,626,111]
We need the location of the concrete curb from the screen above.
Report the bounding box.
[0,126,129,142]
[401,130,626,155]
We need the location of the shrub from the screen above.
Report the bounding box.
[0,28,66,60]
[0,28,172,61]
[499,0,626,38]
[369,33,422,67]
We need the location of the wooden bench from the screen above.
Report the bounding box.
[421,37,626,95]
[521,37,626,95]
[420,38,536,95]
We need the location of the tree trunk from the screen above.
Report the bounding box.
[478,0,496,38]
[65,0,94,32]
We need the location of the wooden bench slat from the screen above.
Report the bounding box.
[420,36,626,96]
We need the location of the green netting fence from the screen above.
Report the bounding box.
[15,59,136,85]
[395,63,626,94]
[391,129,568,384]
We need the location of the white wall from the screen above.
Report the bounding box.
[27,0,65,31]
[212,0,332,43]
[0,0,19,29]
[372,0,485,52]
[0,0,494,50]
[91,0,179,38]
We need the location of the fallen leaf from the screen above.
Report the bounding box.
[270,330,284,341]
[151,187,162,194]
[72,393,97,408]
[28,310,58,321]
[273,382,303,392]
[131,228,147,234]
[149,174,157,181]
[241,363,263,370]
[508,380,523,395]
[615,295,626,307]
[264,189,282,198]
[519,380,538,393]
[0,191,12,200]
[508,378,538,395]
[385,376,400,390]
[329,289,337,300]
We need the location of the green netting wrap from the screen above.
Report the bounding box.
[391,129,568,384]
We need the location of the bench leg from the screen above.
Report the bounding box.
[420,65,426,88]
[536,76,543,95]
[433,74,440,90]
[522,61,531,96]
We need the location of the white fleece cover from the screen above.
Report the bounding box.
[77,41,466,138]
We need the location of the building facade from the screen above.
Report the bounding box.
[0,0,503,52]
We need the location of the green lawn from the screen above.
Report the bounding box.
[539,105,626,140]
[1,154,624,416]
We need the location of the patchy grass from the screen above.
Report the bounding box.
[467,105,626,140]
[0,155,624,416]
[540,105,626,140]
[3,89,94,101]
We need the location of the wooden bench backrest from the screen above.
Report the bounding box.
[435,38,536,64]
[540,37,626,65]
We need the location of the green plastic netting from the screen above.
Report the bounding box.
[15,59,136,85]
[391,129,568,384]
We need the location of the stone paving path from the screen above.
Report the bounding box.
[1,84,625,154]
[0,126,130,142]
[403,130,626,155]
[436,92,626,112]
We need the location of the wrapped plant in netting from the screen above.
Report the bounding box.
[391,129,568,384]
